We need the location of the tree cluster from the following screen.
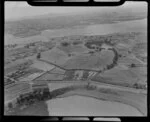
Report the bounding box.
[6,88,51,112]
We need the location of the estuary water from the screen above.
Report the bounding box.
[5,18,147,45]
[42,18,146,38]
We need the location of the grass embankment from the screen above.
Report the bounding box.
[50,85,147,116]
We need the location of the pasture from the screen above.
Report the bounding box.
[63,50,114,70]
[92,65,147,88]
[41,47,70,66]
[46,85,146,116]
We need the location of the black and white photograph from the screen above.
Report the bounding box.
[4,1,147,116]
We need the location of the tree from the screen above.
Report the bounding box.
[87,82,90,88]
[89,51,94,55]
[37,53,41,59]
[24,44,30,48]
[16,97,21,106]
[8,102,13,110]
[73,41,81,45]
[133,83,139,89]
[130,63,136,68]
[82,71,89,80]
[68,53,72,57]
[61,42,70,47]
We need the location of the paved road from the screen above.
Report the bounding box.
[34,79,147,94]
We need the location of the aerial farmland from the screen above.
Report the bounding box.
[4,2,147,116]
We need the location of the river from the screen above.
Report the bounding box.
[42,18,147,37]
[5,18,147,45]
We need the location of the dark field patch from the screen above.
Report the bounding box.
[5,101,49,116]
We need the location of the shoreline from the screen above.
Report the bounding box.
[5,18,146,45]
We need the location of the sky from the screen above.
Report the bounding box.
[5,1,147,21]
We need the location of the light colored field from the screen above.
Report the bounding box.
[48,67,66,74]
[30,60,55,71]
[5,58,34,75]
[33,72,65,81]
[129,67,147,84]
[57,44,88,54]
[132,42,147,54]
[46,89,146,116]
[19,72,44,82]
[63,50,114,70]
[96,65,147,87]
[51,87,147,116]
[47,95,141,116]
[5,34,49,45]
[41,47,70,66]
[118,55,145,65]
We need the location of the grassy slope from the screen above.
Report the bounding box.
[55,88,147,116]
[41,47,70,66]
[63,50,114,70]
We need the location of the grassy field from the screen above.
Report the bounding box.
[33,72,65,81]
[41,43,91,67]
[46,95,142,116]
[5,59,34,75]
[118,55,145,65]
[92,65,147,88]
[30,60,55,71]
[41,47,70,66]
[48,67,66,75]
[57,43,88,54]
[47,85,147,116]
[63,50,114,70]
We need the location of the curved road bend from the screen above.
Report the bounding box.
[34,79,146,94]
